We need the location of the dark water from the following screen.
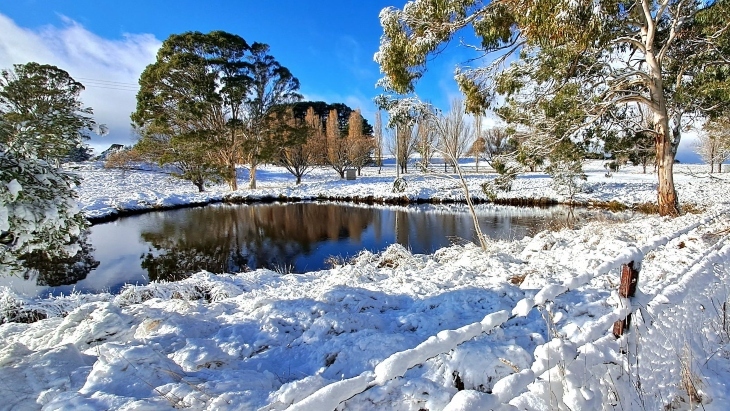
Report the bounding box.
[5,202,590,297]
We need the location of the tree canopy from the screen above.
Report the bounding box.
[1,62,95,276]
[132,31,301,191]
[376,0,730,216]
[1,62,97,161]
[291,101,374,136]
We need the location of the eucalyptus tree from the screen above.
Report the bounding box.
[132,31,249,190]
[375,0,730,216]
[241,43,301,189]
[132,31,301,191]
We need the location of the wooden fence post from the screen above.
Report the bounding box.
[612,261,639,338]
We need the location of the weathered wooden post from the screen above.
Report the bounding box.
[612,261,640,338]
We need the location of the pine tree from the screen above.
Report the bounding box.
[1,62,96,276]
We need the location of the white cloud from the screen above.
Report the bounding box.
[0,13,161,153]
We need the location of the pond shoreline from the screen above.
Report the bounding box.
[85,192,643,225]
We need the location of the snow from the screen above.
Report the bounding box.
[0,160,730,410]
[6,179,22,200]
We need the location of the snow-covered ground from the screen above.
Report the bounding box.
[1,161,730,410]
[74,160,730,220]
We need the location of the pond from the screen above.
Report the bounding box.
[4,202,605,297]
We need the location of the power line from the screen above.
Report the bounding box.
[83,84,138,92]
[74,76,139,92]
[75,77,138,87]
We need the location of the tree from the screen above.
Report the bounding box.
[325,108,350,178]
[1,62,96,275]
[374,110,384,172]
[63,145,94,163]
[545,139,587,201]
[132,31,301,191]
[604,125,656,174]
[415,116,438,171]
[386,122,418,174]
[276,107,319,184]
[470,127,512,165]
[375,0,730,216]
[432,99,473,172]
[240,43,302,189]
[696,117,730,172]
[1,62,97,163]
[375,96,432,177]
[292,101,374,136]
[136,132,223,192]
[347,109,375,175]
[132,31,247,190]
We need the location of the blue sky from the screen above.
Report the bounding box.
[0,1,702,162]
[0,0,474,153]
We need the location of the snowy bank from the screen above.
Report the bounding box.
[1,202,730,409]
[74,160,730,221]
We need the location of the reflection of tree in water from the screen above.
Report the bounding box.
[139,203,376,281]
[20,234,100,287]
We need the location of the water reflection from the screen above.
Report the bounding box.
[138,203,379,280]
[19,235,100,287]
[2,202,597,297]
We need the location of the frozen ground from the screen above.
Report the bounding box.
[1,160,729,410]
[73,160,730,220]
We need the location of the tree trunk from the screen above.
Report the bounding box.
[249,164,257,189]
[228,162,238,191]
[655,122,679,216]
[194,181,205,192]
[645,35,680,217]
[296,175,301,184]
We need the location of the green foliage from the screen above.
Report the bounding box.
[1,62,97,161]
[131,31,301,190]
[545,140,587,200]
[671,0,730,119]
[1,137,88,276]
[375,0,730,215]
[1,62,94,276]
[63,145,94,163]
[604,127,655,172]
[480,158,518,201]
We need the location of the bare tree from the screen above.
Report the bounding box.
[432,99,473,172]
[415,117,437,171]
[470,126,513,169]
[277,107,320,184]
[696,117,730,173]
[386,123,418,174]
[472,115,483,172]
[374,110,384,173]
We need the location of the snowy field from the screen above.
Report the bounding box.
[1,160,730,410]
[74,160,730,220]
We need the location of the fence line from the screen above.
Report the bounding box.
[282,209,729,411]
